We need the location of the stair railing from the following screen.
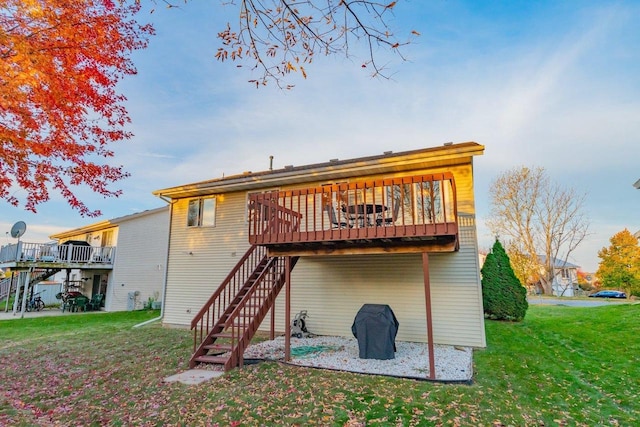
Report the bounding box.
[221,255,299,370]
[191,206,301,368]
[0,277,12,301]
[29,268,61,287]
[190,244,268,354]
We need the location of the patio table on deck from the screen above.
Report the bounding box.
[343,204,388,227]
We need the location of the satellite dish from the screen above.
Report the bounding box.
[10,221,26,239]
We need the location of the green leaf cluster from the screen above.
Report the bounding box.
[597,229,640,297]
[481,239,528,321]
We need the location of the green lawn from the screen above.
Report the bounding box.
[1,305,638,426]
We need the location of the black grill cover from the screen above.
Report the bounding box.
[351,304,399,360]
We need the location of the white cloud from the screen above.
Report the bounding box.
[2,1,638,272]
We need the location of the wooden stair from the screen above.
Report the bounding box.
[1,268,61,302]
[29,268,61,286]
[189,245,299,371]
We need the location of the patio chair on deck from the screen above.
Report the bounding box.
[325,205,350,229]
[377,197,401,226]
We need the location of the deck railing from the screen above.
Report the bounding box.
[248,172,458,247]
[0,277,12,301]
[0,242,115,265]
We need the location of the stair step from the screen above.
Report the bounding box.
[189,253,298,372]
[203,343,233,351]
[195,355,228,364]
[212,332,235,339]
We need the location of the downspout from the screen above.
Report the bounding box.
[133,196,174,328]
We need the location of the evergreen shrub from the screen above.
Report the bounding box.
[481,239,528,321]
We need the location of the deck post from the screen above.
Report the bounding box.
[284,256,291,362]
[270,298,276,340]
[5,272,15,312]
[11,271,22,314]
[19,268,33,319]
[422,252,436,380]
[270,258,276,340]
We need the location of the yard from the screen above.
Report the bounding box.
[1,304,638,426]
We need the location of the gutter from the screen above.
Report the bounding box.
[152,142,485,199]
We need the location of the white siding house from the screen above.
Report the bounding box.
[537,256,580,297]
[49,207,169,311]
[154,142,487,366]
[106,208,170,311]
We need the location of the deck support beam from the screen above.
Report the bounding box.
[270,298,276,340]
[422,252,436,380]
[12,271,22,314]
[17,268,33,319]
[4,272,15,312]
[284,256,291,362]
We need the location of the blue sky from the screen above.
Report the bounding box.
[2,0,639,272]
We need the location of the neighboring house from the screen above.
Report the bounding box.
[478,250,488,269]
[153,141,487,377]
[0,206,168,313]
[49,206,169,311]
[539,256,580,297]
[0,237,115,313]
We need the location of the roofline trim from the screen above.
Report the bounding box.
[153,142,484,199]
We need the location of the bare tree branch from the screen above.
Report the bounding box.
[208,0,414,88]
[487,166,591,295]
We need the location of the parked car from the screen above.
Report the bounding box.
[588,290,627,299]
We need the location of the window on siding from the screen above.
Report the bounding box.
[188,197,216,227]
[101,230,113,247]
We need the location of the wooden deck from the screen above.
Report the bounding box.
[248,172,460,256]
[0,241,115,270]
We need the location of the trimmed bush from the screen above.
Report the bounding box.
[481,239,528,321]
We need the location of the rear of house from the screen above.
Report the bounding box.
[49,207,169,311]
[155,142,487,369]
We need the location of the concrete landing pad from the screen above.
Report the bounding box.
[164,369,224,385]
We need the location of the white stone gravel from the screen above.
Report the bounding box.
[241,336,473,382]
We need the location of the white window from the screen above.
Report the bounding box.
[187,197,216,227]
[101,230,114,247]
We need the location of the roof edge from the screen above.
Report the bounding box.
[49,206,168,240]
[153,141,484,199]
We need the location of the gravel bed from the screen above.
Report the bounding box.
[240,336,473,382]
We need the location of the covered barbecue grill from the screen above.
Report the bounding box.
[351,304,399,360]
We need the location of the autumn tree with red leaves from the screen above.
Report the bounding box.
[2,0,410,216]
[0,0,153,216]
